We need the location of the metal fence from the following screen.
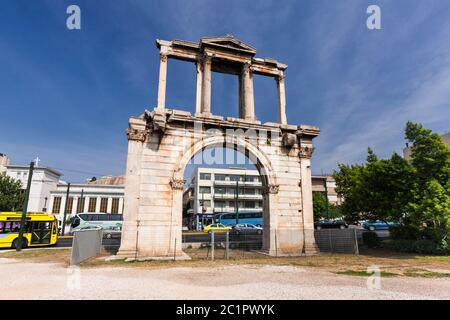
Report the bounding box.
[66,228,359,263]
[314,228,359,254]
[70,227,103,265]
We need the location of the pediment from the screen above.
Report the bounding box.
[200,35,256,55]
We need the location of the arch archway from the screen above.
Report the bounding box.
[170,135,279,254]
[117,110,319,260]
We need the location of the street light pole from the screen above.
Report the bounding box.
[201,190,206,230]
[235,179,239,225]
[324,177,330,220]
[79,188,84,213]
[16,161,35,251]
[61,183,71,236]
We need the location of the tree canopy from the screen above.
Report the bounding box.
[0,175,24,211]
[333,122,450,245]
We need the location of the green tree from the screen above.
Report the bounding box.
[404,122,450,243]
[405,122,450,187]
[313,192,328,220]
[334,121,450,249]
[313,192,342,220]
[0,175,24,211]
[334,148,413,222]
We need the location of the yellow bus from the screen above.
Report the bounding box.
[0,212,58,249]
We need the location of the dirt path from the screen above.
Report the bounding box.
[1,257,449,300]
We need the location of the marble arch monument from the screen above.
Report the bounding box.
[116,35,320,259]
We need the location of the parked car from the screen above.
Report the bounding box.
[103,227,122,239]
[203,223,232,234]
[314,220,348,230]
[229,224,263,250]
[362,220,399,231]
[231,223,263,235]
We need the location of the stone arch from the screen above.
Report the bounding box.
[172,134,278,187]
[167,133,280,255]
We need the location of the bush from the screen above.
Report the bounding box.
[387,239,450,255]
[362,231,380,248]
[389,224,420,240]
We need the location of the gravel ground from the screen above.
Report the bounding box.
[1,257,449,300]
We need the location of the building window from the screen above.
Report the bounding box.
[76,197,85,213]
[244,188,255,195]
[65,197,74,213]
[230,175,243,182]
[88,198,97,212]
[199,186,211,194]
[215,201,226,209]
[52,197,61,214]
[215,174,226,181]
[226,188,235,195]
[245,175,260,182]
[199,173,211,180]
[214,187,225,194]
[199,200,211,207]
[244,201,256,208]
[100,198,108,213]
[111,198,120,214]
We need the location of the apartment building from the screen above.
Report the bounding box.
[183,167,263,230]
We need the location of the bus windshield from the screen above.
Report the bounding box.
[70,213,123,233]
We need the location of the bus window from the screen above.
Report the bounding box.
[0,222,12,233]
[223,213,234,220]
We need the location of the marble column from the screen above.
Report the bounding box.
[242,62,255,121]
[238,75,245,118]
[201,55,212,115]
[156,53,168,110]
[276,73,287,125]
[299,145,318,255]
[195,61,203,115]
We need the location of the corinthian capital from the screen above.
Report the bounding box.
[263,184,280,195]
[299,146,315,159]
[126,128,147,142]
[160,53,168,63]
[170,178,185,190]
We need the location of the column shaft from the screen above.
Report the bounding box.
[277,74,287,125]
[195,62,203,115]
[242,63,255,121]
[157,53,168,110]
[238,75,245,118]
[201,56,212,115]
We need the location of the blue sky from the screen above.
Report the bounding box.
[1,0,449,182]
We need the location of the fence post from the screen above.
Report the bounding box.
[211,231,215,261]
[354,229,359,255]
[275,229,278,257]
[225,231,229,260]
[328,229,333,253]
[174,238,177,261]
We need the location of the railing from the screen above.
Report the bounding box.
[213,194,263,199]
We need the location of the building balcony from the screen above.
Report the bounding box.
[214,180,262,187]
[214,207,263,213]
[212,194,236,199]
[213,193,262,200]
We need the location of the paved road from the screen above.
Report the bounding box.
[1,258,448,299]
